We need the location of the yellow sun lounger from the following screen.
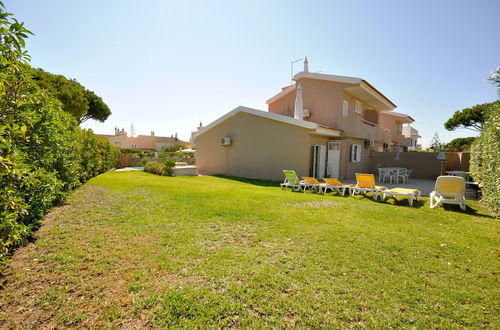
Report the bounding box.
[430,176,466,210]
[301,177,322,193]
[382,188,421,206]
[321,178,354,196]
[351,173,387,200]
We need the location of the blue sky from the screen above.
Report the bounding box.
[6,0,499,146]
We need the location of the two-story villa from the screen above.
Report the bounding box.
[194,59,415,181]
[402,124,422,151]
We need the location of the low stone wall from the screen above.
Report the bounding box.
[369,152,470,180]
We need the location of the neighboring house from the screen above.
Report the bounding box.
[100,128,184,151]
[402,124,422,151]
[194,59,416,180]
[378,111,415,151]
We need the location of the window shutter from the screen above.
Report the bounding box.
[351,144,361,162]
[355,100,362,114]
[342,100,349,118]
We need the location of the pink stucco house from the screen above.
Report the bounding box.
[194,59,416,181]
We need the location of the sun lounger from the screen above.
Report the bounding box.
[351,173,387,200]
[382,188,421,206]
[280,170,302,192]
[321,178,353,196]
[430,176,466,210]
[301,177,322,193]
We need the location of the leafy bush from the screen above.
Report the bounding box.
[470,105,499,215]
[161,143,185,152]
[164,159,176,176]
[0,4,120,265]
[144,162,167,176]
[158,151,195,165]
[144,159,177,177]
[121,148,155,158]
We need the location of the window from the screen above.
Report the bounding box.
[351,144,361,162]
[395,123,402,135]
[342,100,349,118]
[132,144,137,148]
[355,100,362,114]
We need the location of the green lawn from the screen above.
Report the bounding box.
[0,171,498,328]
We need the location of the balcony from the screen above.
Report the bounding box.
[335,117,392,143]
[392,134,407,146]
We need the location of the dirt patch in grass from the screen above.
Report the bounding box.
[293,201,340,208]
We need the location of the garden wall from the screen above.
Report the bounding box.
[369,152,470,180]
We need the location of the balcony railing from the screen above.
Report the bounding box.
[359,118,377,127]
[334,117,391,143]
[392,134,407,146]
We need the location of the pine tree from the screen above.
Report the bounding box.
[428,132,442,151]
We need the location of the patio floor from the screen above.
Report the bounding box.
[341,178,480,199]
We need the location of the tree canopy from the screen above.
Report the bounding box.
[30,68,111,123]
[489,67,499,97]
[445,137,476,152]
[444,101,498,132]
[81,89,111,123]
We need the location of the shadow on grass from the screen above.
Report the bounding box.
[380,197,426,209]
[440,204,495,218]
[213,175,279,187]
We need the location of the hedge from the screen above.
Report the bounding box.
[0,6,120,263]
[0,92,120,263]
[470,104,500,216]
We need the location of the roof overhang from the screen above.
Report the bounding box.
[314,126,342,137]
[290,72,397,111]
[266,84,296,104]
[193,106,342,138]
[381,111,414,123]
[294,71,361,84]
[344,80,397,111]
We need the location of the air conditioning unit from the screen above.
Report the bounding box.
[365,139,374,148]
[220,136,232,146]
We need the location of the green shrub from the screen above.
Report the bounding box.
[158,151,195,165]
[0,4,120,264]
[144,162,166,176]
[144,159,177,177]
[470,105,500,215]
[164,159,176,176]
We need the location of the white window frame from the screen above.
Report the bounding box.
[355,100,362,114]
[351,144,361,162]
[132,144,137,149]
[342,100,349,118]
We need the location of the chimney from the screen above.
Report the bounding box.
[294,83,304,120]
[304,56,309,73]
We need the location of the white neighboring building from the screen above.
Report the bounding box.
[402,124,421,151]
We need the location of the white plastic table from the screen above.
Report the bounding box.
[446,171,471,181]
[378,167,406,184]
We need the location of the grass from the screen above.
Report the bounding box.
[0,171,498,328]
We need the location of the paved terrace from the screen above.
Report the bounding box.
[341,178,480,200]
